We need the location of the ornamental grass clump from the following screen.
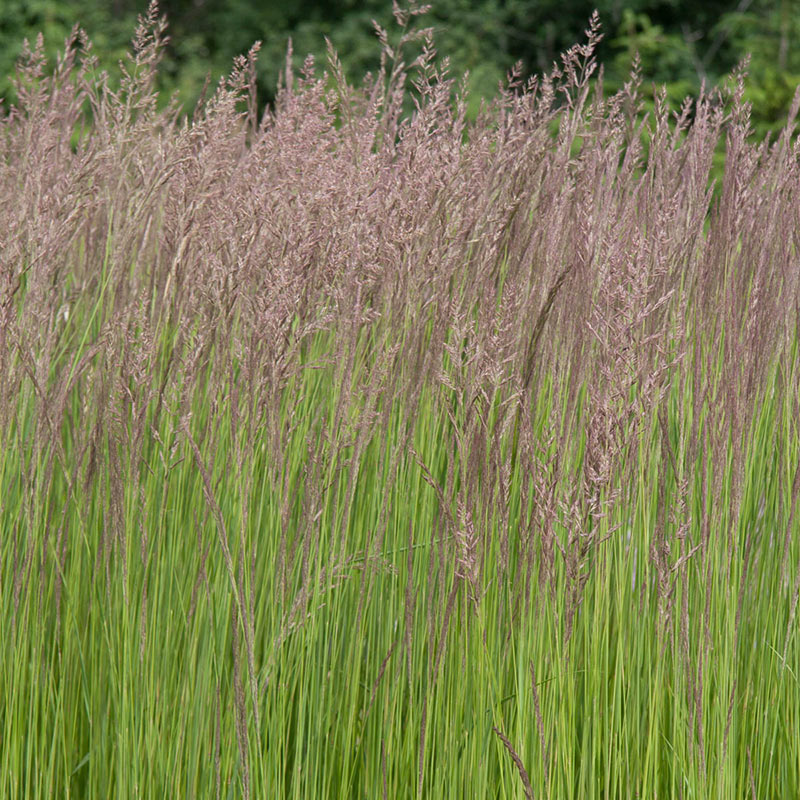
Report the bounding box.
[1,2,799,798]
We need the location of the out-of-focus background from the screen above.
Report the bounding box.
[0,0,797,136]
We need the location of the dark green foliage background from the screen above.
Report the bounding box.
[1,1,798,135]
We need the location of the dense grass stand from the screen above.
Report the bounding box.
[1,3,799,798]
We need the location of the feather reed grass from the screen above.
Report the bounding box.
[1,3,799,797]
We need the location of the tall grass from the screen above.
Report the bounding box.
[1,3,799,797]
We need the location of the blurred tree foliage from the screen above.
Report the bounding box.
[1,0,798,136]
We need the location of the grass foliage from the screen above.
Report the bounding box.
[2,3,800,797]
